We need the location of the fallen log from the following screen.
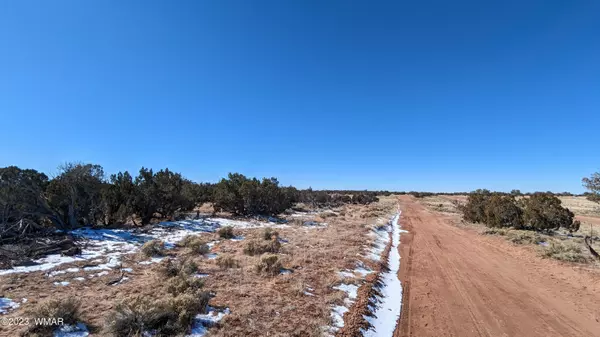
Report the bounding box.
[584,236,599,261]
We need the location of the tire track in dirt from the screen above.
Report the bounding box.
[396,196,600,337]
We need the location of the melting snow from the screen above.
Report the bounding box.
[54,322,89,337]
[0,298,20,314]
[53,281,70,286]
[0,217,277,276]
[362,213,406,337]
[187,307,230,337]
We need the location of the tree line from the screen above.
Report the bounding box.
[0,164,381,236]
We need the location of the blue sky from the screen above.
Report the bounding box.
[1,1,599,193]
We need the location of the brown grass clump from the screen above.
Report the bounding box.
[255,254,282,276]
[24,297,82,336]
[178,235,210,255]
[243,239,281,256]
[218,226,235,239]
[166,274,205,296]
[156,258,198,278]
[216,254,239,269]
[263,228,279,240]
[105,292,210,337]
[506,230,542,245]
[539,240,588,263]
[141,239,166,257]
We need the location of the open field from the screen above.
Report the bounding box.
[3,191,600,337]
[0,197,402,337]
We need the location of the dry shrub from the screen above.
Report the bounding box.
[166,274,205,296]
[178,235,209,255]
[255,254,282,275]
[25,297,82,336]
[216,254,239,269]
[263,228,279,240]
[319,212,337,218]
[243,239,281,256]
[156,258,197,278]
[540,240,588,263]
[218,226,235,239]
[141,239,166,257]
[105,292,210,337]
[506,230,542,245]
[482,228,508,236]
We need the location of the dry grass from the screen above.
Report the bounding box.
[483,228,543,245]
[166,274,205,296]
[141,239,166,257]
[416,195,462,214]
[25,297,83,336]
[178,235,210,255]
[263,228,279,240]
[105,292,210,337]
[156,258,197,278]
[218,226,235,239]
[255,254,283,276]
[216,254,239,269]
[243,239,281,256]
[0,196,400,337]
[558,196,600,217]
[539,239,588,263]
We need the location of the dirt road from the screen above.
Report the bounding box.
[396,197,600,337]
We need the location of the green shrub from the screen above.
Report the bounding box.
[522,193,576,231]
[218,226,235,239]
[243,239,281,256]
[141,239,166,257]
[255,254,282,275]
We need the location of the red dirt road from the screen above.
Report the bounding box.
[396,197,600,337]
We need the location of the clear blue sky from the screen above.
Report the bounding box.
[1,1,599,193]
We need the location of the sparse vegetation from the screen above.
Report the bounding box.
[105,292,210,337]
[166,274,206,296]
[255,254,283,275]
[156,258,197,278]
[216,254,239,269]
[243,239,281,256]
[539,240,588,263]
[141,239,166,257]
[178,235,209,255]
[263,228,279,240]
[25,297,83,336]
[218,226,235,239]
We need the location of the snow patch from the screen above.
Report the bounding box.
[53,281,70,286]
[54,322,89,337]
[0,298,20,314]
[362,213,406,337]
[187,307,230,337]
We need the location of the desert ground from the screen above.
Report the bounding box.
[1,197,402,337]
[2,194,600,337]
[397,195,600,337]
